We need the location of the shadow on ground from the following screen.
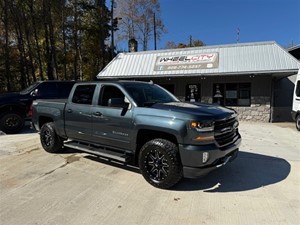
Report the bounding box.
[175,151,290,192]
[20,126,36,134]
[74,150,290,193]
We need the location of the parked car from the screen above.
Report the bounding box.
[32,80,241,189]
[0,80,75,134]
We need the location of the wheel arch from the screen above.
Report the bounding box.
[134,129,178,165]
[38,116,54,130]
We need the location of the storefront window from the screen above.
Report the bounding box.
[185,84,201,102]
[213,83,251,106]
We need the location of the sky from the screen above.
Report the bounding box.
[115,0,300,51]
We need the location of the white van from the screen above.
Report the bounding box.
[292,69,300,131]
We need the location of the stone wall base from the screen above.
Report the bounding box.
[231,105,270,122]
[178,96,271,122]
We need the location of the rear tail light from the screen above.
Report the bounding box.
[28,104,33,118]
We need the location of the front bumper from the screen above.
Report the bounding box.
[179,136,241,178]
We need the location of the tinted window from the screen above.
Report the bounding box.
[99,85,125,106]
[20,82,41,94]
[37,83,58,98]
[72,85,96,105]
[124,83,178,107]
[58,82,75,98]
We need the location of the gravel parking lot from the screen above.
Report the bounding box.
[0,122,299,225]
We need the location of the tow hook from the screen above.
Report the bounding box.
[216,155,232,168]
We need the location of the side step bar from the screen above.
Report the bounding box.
[64,141,130,163]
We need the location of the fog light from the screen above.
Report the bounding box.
[203,152,209,163]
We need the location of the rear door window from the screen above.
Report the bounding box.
[72,85,96,105]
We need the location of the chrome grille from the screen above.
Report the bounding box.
[214,116,239,148]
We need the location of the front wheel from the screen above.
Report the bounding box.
[296,114,300,131]
[40,122,63,153]
[139,138,183,189]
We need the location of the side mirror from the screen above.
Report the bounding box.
[108,98,129,108]
[30,89,40,97]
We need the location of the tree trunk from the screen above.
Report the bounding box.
[48,1,57,80]
[3,0,11,91]
[96,0,106,70]
[29,0,44,81]
[62,0,67,80]
[73,0,78,80]
[23,10,36,83]
[11,5,27,89]
[43,0,53,80]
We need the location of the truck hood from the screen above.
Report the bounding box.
[0,92,21,104]
[0,92,28,105]
[151,102,236,120]
[0,92,20,98]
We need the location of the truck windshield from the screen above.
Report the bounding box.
[123,83,179,107]
[20,82,41,94]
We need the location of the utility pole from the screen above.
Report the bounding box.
[111,0,115,59]
[189,35,192,47]
[153,13,157,50]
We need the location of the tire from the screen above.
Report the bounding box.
[0,112,25,134]
[40,122,63,153]
[296,114,300,131]
[139,138,183,189]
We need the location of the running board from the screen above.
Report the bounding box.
[64,141,130,163]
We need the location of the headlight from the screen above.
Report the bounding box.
[191,121,214,132]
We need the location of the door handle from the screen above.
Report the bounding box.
[94,112,102,117]
[67,109,73,113]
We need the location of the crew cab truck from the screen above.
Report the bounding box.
[32,80,241,189]
[0,81,75,134]
[292,69,300,131]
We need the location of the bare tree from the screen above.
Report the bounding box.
[115,0,166,51]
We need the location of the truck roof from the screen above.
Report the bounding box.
[76,80,153,86]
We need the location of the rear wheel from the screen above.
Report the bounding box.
[296,114,300,131]
[0,112,25,134]
[40,122,63,153]
[139,138,183,189]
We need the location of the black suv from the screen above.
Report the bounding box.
[0,81,75,134]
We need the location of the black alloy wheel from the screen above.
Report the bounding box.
[40,122,63,153]
[146,148,170,182]
[139,138,183,189]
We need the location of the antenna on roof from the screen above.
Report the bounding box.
[237,28,240,43]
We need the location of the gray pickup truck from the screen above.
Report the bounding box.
[32,80,241,189]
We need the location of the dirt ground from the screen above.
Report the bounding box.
[0,122,299,225]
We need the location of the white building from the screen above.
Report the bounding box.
[97,41,300,122]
